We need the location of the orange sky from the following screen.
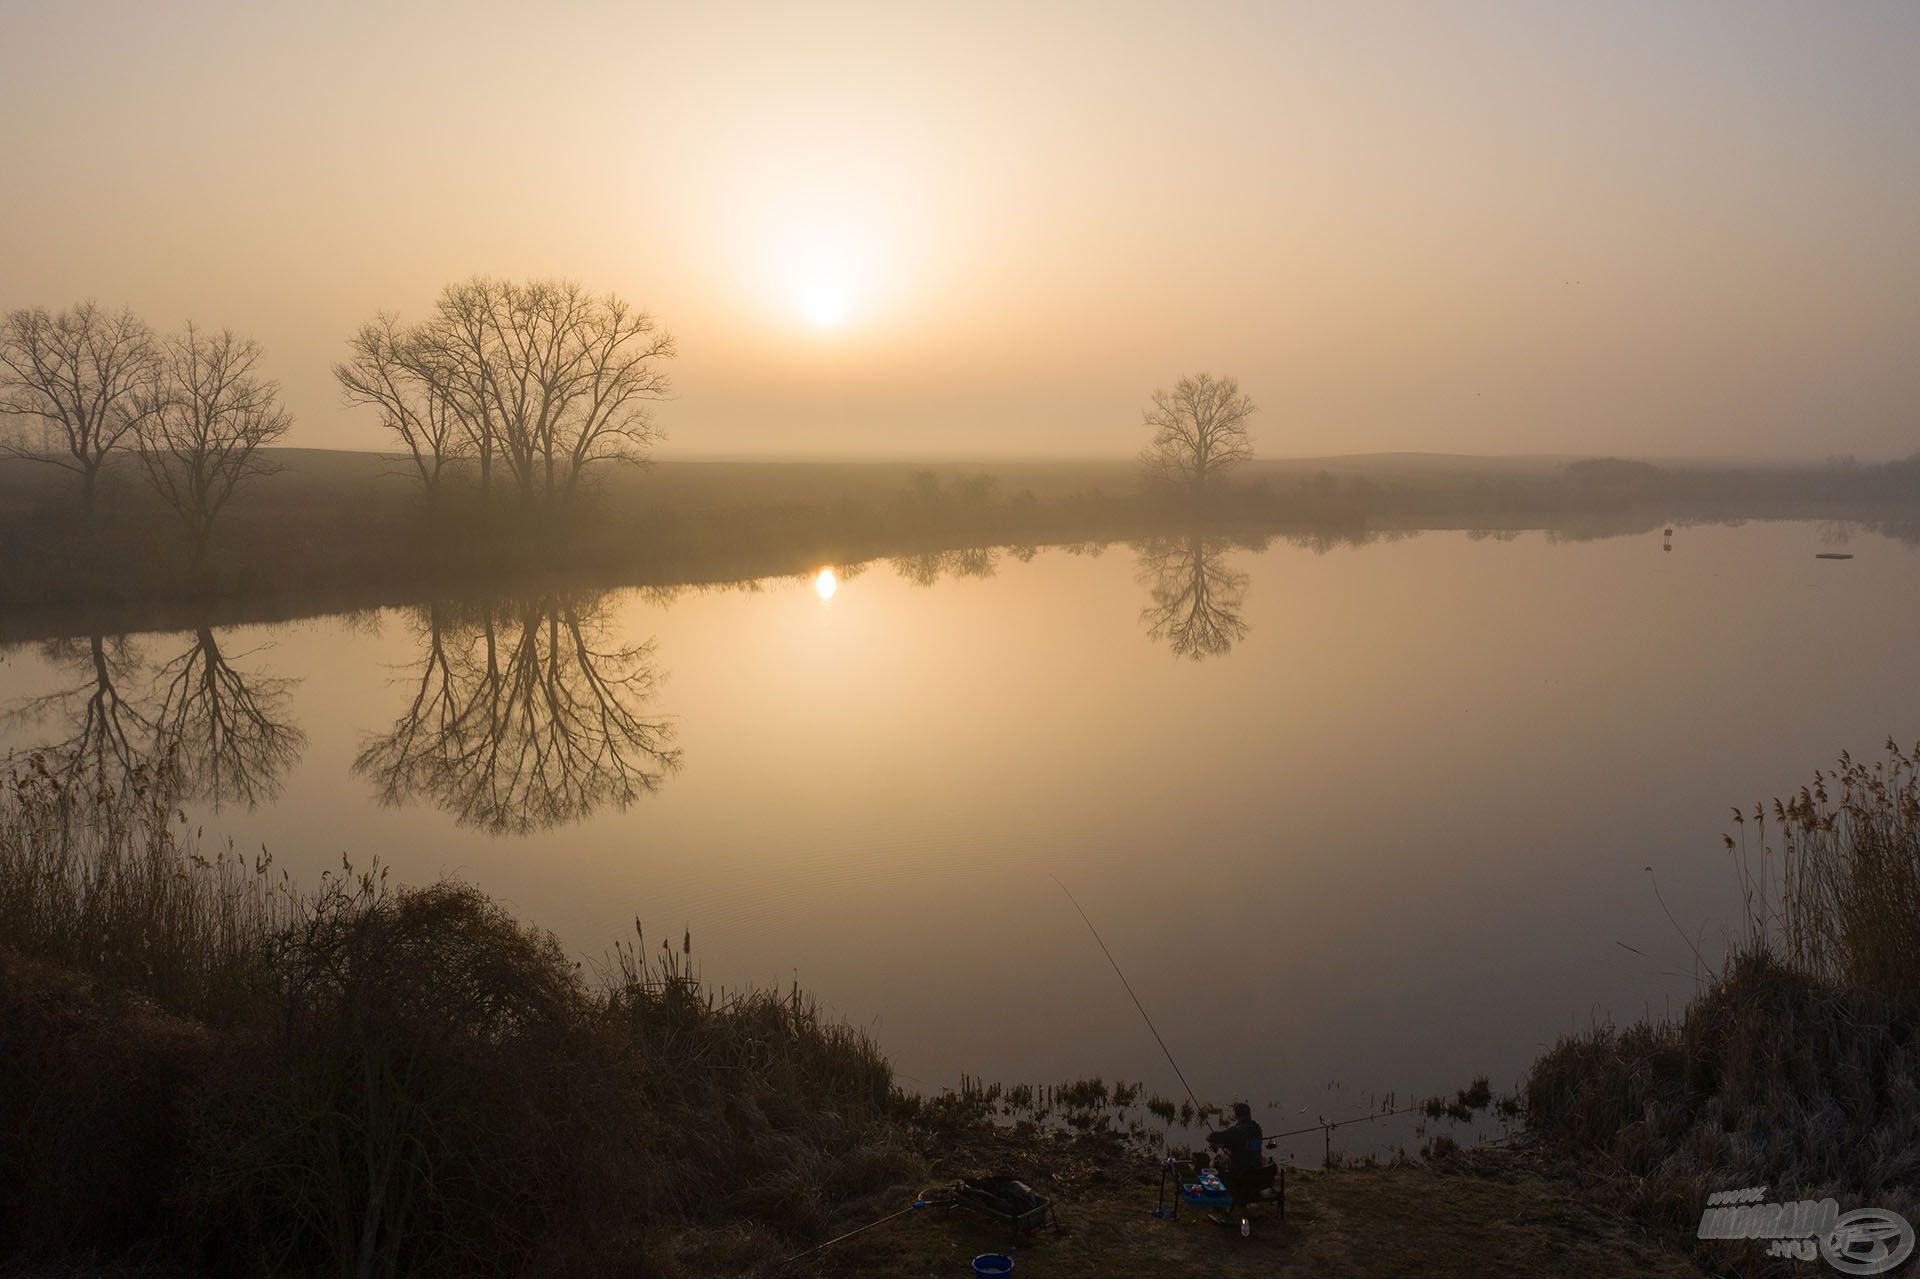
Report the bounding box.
[2,1,1916,459]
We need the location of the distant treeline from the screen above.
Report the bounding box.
[6,293,1915,616]
[1,449,1916,626]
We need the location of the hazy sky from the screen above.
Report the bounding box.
[2,1,1916,459]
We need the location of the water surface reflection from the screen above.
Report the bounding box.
[353,594,680,835]
[1134,532,1256,660]
[6,627,304,808]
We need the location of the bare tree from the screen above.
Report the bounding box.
[333,314,465,512]
[428,277,674,511]
[1139,373,1256,496]
[136,324,292,567]
[0,302,160,521]
[428,286,502,511]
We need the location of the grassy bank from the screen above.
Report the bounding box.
[5,742,1917,1275]
[1525,743,1920,1274]
[0,748,1694,1279]
[0,756,919,1277]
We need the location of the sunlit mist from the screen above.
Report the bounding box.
[7,4,1916,458]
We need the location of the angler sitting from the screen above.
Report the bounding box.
[1206,1102,1275,1224]
[1207,1101,1264,1175]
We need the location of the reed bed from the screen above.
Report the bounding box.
[1763,742,1920,1003]
[1526,741,1920,1271]
[0,750,293,1026]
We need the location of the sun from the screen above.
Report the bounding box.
[814,567,838,600]
[804,289,849,329]
[753,191,884,333]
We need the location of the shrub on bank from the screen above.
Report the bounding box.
[1528,950,1920,1233]
[0,762,918,1276]
[1526,744,1920,1265]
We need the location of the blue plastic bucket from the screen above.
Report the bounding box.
[972,1254,1014,1277]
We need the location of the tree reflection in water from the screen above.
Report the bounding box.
[890,546,999,587]
[149,627,306,809]
[3,634,149,796]
[1134,531,1252,661]
[355,593,681,834]
[4,627,304,810]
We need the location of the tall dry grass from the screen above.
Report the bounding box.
[1527,742,1920,1270]
[0,763,920,1277]
[1753,740,1920,1003]
[0,749,294,1025]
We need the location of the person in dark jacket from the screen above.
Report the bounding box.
[1207,1101,1264,1174]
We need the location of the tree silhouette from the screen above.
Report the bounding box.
[1135,532,1250,660]
[355,594,680,834]
[344,279,675,515]
[333,314,467,513]
[1138,373,1255,497]
[0,303,160,523]
[135,325,292,568]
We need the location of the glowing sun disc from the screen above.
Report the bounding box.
[804,289,848,328]
[814,567,838,600]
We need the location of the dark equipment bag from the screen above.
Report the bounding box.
[951,1176,1057,1237]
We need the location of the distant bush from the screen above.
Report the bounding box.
[1562,457,1665,488]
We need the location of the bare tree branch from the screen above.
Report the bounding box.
[135,324,292,567]
[333,314,468,509]
[400,278,674,513]
[1139,373,1256,496]
[0,302,160,520]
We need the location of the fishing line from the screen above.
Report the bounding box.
[1052,876,1204,1116]
[778,1194,943,1268]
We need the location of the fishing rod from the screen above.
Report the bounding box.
[778,1193,946,1269]
[1053,876,1204,1117]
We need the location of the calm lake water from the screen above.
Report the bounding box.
[4,519,1917,1155]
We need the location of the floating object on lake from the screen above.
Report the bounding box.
[1815,553,1854,560]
